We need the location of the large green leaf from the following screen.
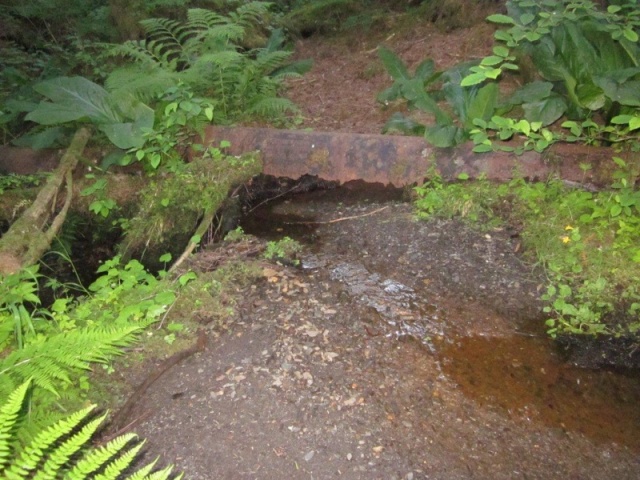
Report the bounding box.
[378,46,410,81]
[26,77,121,125]
[424,124,465,148]
[400,78,451,125]
[414,59,437,82]
[508,81,554,105]
[25,76,154,149]
[522,94,567,126]
[465,83,499,129]
[381,112,425,135]
[575,83,606,111]
[12,127,66,149]
[595,70,640,107]
[440,60,481,123]
[377,82,403,103]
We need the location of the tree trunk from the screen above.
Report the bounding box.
[0,128,91,275]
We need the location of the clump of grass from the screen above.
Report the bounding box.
[414,160,640,338]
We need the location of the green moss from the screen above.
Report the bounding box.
[120,151,262,262]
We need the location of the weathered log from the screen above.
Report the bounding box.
[0,128,91,275]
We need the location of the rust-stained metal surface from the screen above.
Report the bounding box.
[1,128,617,187]
[204,126,616,186]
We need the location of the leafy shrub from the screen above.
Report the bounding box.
[377,48,502,147]
[468,0,640,152]
[379,0,640,152]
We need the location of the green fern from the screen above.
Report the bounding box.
[0,380,30,471]
[0,380,182,480]
[231,1,273,29]
[102,2,309,123]
[0,325,141,399]
[248,96,298,117]
[106,67,179,102]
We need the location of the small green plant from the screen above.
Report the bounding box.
[80,175,118,218]
[264,236,303,266]
[377,48,501,148]
[0,174,46,195]
[122,84,215,172]
[0,380,182,479]
[0,265,41,350]
[224,226,246,242]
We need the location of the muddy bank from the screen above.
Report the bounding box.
[123,186,640,479]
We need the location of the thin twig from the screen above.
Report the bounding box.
[98,411,152,445]
[285,206,389,225]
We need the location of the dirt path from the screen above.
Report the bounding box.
[124,186,640,479]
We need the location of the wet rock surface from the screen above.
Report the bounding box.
[132,187,640,479]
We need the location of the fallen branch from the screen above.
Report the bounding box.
[169,208,216,274]
[285,205,389,225]
[0,128,91,275]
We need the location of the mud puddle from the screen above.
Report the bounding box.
[242,182,640,453]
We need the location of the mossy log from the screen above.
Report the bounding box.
[0,128,91,275]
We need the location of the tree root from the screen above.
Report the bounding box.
[104,329,208,439]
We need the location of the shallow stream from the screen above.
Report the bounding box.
[241,181,640,452]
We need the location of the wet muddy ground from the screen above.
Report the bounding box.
[129,185,640,479]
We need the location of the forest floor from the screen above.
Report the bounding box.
[106,13,640,480]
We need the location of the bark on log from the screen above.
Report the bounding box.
[0,128,91,275]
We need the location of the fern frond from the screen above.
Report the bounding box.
[0,380,31,471]
[231,2,273,29]
[193,24,245,49]
[0,325,141,400]
[186,8,228,29]
[106,68,179,102]
[108,39,179,71]
[120,458,156,480]
[0,385,184,479]
[140,465,181,480]
[93,440,145,480]
[105,42,162,69]
[67,433,138,479]
[248,96,298,117]
[192,51,245,69]
[140,17,191,50]
[4,405,96,478]
[37,413,108,479]
[255,50,292,76]
[270,59,313,79]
